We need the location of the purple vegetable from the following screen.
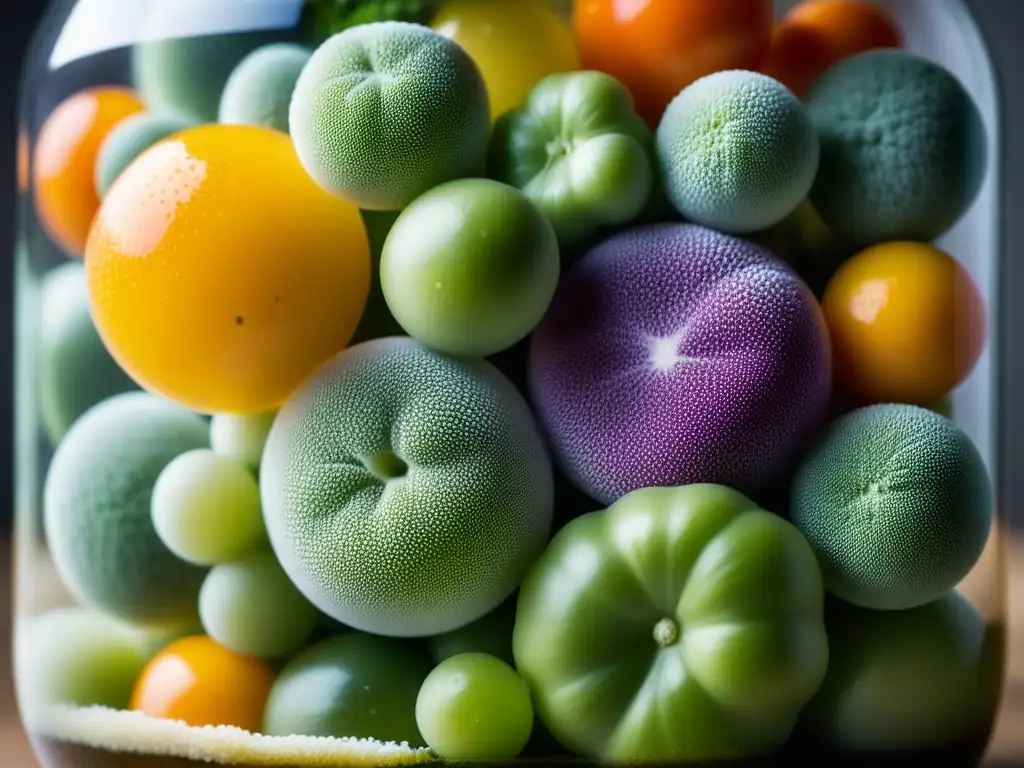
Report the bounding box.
[529,222,832,504]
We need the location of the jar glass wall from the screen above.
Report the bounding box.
[12,1,1010,767]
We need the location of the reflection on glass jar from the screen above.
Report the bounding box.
[13,1,1010,767]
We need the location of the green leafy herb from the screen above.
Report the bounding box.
[300,0,435,44]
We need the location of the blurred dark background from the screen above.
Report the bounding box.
[0,3,48,532]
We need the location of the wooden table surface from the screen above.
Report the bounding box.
[1,538,1022,767]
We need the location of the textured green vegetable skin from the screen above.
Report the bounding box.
[790,404,993,611]
[43,393,210,629]
[39,263,138,446]
[289,21,490,211]
[260,337,554,638]
[133,30,292,123]
[488,71,653,247]
[513,483,829,763]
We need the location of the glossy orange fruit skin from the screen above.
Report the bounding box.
[85,123,371,415]
[763,0,902,98]
[129,636,275,732]
[822,241,986,406]
[572,0,773,127]
[33,87,146,256]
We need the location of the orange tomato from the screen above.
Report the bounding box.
[85,123,371,415]
[763,0,902,98]
[572,0,773,127]
[130,636,275,732]
[822,241,986,406]
[33,87,145,257]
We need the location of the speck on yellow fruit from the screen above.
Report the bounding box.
[130,635,275,732]
[822,241,986,406]
[432,0,579,122]
[33,87,146,256]
[84,123,371,415]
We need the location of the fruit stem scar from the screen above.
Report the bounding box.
[653,617,679,647]
[364,451,408,482]
[545,137,574,160]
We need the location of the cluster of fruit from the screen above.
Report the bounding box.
[21,1,999,766]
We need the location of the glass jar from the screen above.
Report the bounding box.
[12,1,1011,767]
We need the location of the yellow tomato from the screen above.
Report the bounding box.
[85,124,371,415]
[34,87,146,256]
[822,241,986,406]
[432,0,580,122]
[130,636,275,732]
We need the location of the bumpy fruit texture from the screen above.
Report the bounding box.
[380,178,561,356]
[790,404,993,611]
[84,123,371,415]
[513,484,828,763]
[38,262,138,447]
[21,4,1000,764]
[432,0,580,122]
[823,241,987,406]
[573,0,773,127]
[302,0,434,42]
[133,29,292,123]
[33,87,145,257]
[763,0,903,98]
[807,49,987,246]
[151,449,266,566]
[16,608,149,716]
[198,550,319,660]
[130,635,276,732]
[657,70,820,233]
[529,223,831,504]
[94,113,193,197]
[289,21,490,210]
[416,652,534,761]
[218,44,312,133]
[44,393,210,628]
[262,632,431,746]
[260,337,554,638]
[803,593,996,751]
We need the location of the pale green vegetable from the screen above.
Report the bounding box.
[152,449,266,566]
[415,652,533,761]
[209,411,277,469]
[199,549,319,659]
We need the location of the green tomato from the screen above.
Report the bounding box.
[151,449,266,566]
[513,483,829,763]
[802,592,997,752]
[488,70,653,248]
[416,652,534,761]
[262,632,431,746]
[381,178,560,357]
[198,549,319,660]
[16,607,149,716]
